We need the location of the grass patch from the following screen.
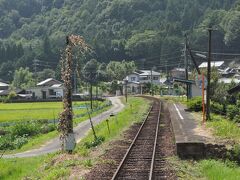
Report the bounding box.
[0,155,52,180]
[2,102,112,154]
[207,114,240,142]
[199,159,240,180]
[0,101,107,123]
[169,157,240,180]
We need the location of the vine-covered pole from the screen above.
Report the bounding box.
[59,35,91,153]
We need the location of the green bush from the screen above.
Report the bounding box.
[227,105,239,121]
[84,136,105,149]
[211,102,225,115]
[0,135,14,150]
[10,123,40,137]
[40,124,56,134]
[187,97,202,112]
[13,135,28,149]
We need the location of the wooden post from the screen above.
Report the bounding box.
[106,119,110,134]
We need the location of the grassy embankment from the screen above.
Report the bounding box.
[0,97,151,180]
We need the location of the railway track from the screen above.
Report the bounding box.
[112,99,165,180]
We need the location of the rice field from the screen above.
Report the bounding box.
[0,101,107,123]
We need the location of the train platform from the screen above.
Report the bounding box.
[168,102,211,159]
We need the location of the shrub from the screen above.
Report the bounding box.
[227,105,239,121]
[84,136,105,149]
[40,124,56,134]
[211,102,225,115]
[10,123,40,137]
[187,97,202,112]
[13,135,28,149]
[0,135,14,150]
[7,91,17,100]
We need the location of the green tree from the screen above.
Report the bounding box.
[12,67,35,89]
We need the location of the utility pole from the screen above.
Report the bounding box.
[206,27,213,121]
[151,68,153,96]
[184,35,189,99]
[33,59,39,76]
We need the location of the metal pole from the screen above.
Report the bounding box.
[206,27,212,121]
[184,35,189,99]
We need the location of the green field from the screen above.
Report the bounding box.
[0,101,107,123]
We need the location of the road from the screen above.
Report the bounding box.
[3,97,125,158]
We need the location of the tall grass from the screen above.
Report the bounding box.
[0,155,51,180]
[199,160,240,180]
[207,114,240,142]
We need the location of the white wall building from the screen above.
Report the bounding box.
[29,78,64,99]
[123,70,162,94]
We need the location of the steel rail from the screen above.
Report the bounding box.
[111,104,154,180]
[149,102,162,180]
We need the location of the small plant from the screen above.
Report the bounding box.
[83,159,93,168]
[187,97,202,112]
[13,135,28,149]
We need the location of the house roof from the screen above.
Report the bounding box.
[138,70,160,76]
[37,78,62,86]
[0,82,9,87]
[199,61,224,68]
[51,84,62,88]
[173,78,195,84]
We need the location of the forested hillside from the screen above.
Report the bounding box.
[0,0,240,81]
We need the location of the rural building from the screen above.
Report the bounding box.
[29,78,64,99]
[123,70,162,94]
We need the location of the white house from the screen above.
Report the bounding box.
[123,70,162,94]
[29,78,64,99]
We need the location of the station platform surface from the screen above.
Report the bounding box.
[168,102,209,158]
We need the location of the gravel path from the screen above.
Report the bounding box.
[3,97,124,158]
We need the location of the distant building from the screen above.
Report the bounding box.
[29,78,63,99]
[123,70,162,94]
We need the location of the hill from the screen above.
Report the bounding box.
[0,0,240,81]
